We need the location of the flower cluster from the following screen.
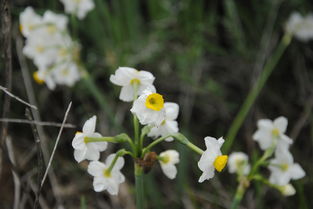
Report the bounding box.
[72,67,229,195]
[20,7,81,89]
[229,116,305,197]
[286,12,313,42]
[60,0,95,19]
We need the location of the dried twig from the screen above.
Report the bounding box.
[6,137,21,209]
[0,118,75,128]
[0,0,12,180]
[40,101,72,188]
[25,109,44,209]
[0,86,38,110]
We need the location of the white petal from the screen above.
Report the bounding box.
[74,149,87,163]
[88,161,106,176]
[93,177,108,192]
[161,164,177,179]
[85,145,100,161]
[289,164,305,180]
[257,119,273,129]
[72,133,85,150]
[164,102,179,120]
[198,167,215,183]
[274,116,288,133]
[110,67,137,86]
[83,115,96,134]
[119,85,135,102]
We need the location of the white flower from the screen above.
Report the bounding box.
[110,67,155,102]
[72,116,107,162]
[198,137,228,183]
[286,12,313,42]
[268,148,305,186]
[53,61,81,87]
[19,7,42,37]
[228,152,250,175]
[42,11,68,33]
[253,116,292,151]
[279,184,296,196]
[87,154,125,195]
[60,0,95,19]
[130,89,166,126]
[148,102,179,141]
[159,150,179,179]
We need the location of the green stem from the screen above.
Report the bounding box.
[107,149,130,172]
[81,71,121,131]
[133,115,140,155]
[231,183,246,209]
[135,163,144,209]
[142,133,204,157]
[248,144,276,179]
[84,136,119,143]
[223,33,292,153]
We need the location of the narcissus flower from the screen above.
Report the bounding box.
[130,89,166,126]
[72,116,107,162]
[148,102,179,141]
[268,148,305,186]
[87,154,125,195]
[198,137,228,183]
[253,116,292,151]
[19,7,42,37]
[228,152,250,175]
[110,67,155,102]
[60,0,95,19]
[286,12,313,42]
[159,150,179,179]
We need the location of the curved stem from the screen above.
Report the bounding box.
[223,33,293,153]
[107,149,132,172]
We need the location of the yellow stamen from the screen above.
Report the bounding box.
[214,155,228,172]
[75,131,82,135]
[47,25,56,34]
[103,169,111,177]
[130,78,141,85]
[161,120,166,126]
[280,164,289,171]
[33,72,44,84]
[272,128,280,137]
[145,93,164,111]
[36,46,44,53]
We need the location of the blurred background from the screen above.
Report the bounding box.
[0,0,313,208]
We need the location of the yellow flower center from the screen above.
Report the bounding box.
[213,155,228,172]
[103,169,111,177]
[36,46,44,53]
[47,25,56,34]
[61,69,69,76]
[130,78,141,85]
[272,128,280,137]
[161,120,166,125]
[161,155,170,164]
[33,72,44,84]
[280,163,289,171]
[145,93,164,111]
